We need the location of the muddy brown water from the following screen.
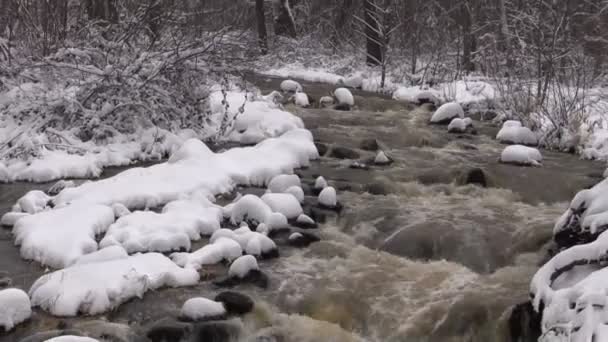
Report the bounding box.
[0,75,605,342]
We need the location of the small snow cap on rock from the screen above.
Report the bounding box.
[261,193,303,219]
[296,214,316,228]
[374,151,391,165]
[285,186,305,203]
[293,93,310,107]
[319,96,335,108]
[314,176,328,190]
[318,186,338,208]
[414,90,440,106]
[267,174,301,193]
[229,255,259,278]
[0,288,31,331]
[261,90,284,104]
[180,297,226,322]
[499,145,542,166]
[430,102,465,124]
[44,337,100,342]
[334,88,355,106]
[447,118,467,133]
[496,124,538,146]
[280,79,302,93]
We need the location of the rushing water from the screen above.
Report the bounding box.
[0,76,605,342]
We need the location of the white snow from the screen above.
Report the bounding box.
[314,176,328,190]
[293,93,310,107]
[13,204,115,268]
[71,246,128,266]
[0,212,30,227]
[100,198,222,253]
[267,174,301,193]
[264,68,344,85]
[430,102,465,123]
[230,194,272,225]
[342,75,363,89]
[43,337,100,342]
[374,151,390,165]
[0,288,31,331]
[318,186,338,208]
[29,253,199,316]
[111,203,131,218]
[228,255,259,278]
[16,190,51,214]
[393,87,440,105]
[447,118,467,133]
[280,80,303,93]
[496,124,538,146]
[296,214,315,226]
[180,297,226,321]
[499,145,542,166]
[319,96,335,107]
[285,185,305,203]
[334,88,355,106]
[289,232,303,241]
[259,91,284,105]
[170,237,242,270]
[503,120,522,128]
[261,193,303,219]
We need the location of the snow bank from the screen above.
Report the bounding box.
[171,237,242,270]
[499,145,542,166]
[13,204,115,268]
[318,187,338,208]
[266,68,344,85]
[496,124,538,146]
[267,174,301,193]
[261,193,303,219]
[430,102,464,124]
[229,255,259,278]
[334,88,354,106]
[180,297,226,321]
[0,288,31,331]
[100,198,222,253]
[29,253,199,316]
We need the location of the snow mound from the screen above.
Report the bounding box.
[29,253,199,316]
[7,150,103,183]
[392,86,440,105]
[0,212,30,227]
[319,96,335,107]
[280,80,303,93]
[430,102,465,124]
[314,176,328,190]
[44,337,100,342]
[261,193,303,219]
[168,138,214,164]
[447,118,467,133]
[503,120,522,128]
[0,288,31,331]
[496,124,538,146]
[267,174,301,193]
[13,204,115,268]
[180,297,226,321]
[229,255,259,278]
[230,195,272,225]
[318,187,338,208]
[100,198,222,253]
[210,229,276,256]
[294,93,310,107]
[71,246,128,266]
[554,179,608,238]
[17,190,51,214]
[334,88,355,106]
[171,237,242,270]
[285,185,304,203]
[499,145,542,166]
[296,214,315,226]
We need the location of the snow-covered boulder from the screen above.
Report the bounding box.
[230,195,272,226]
[260,91,284,104]
[267,174,301,193]
[17,190,51,214]
[314,176,328,191]
[229,255,259,278]
[319,96,335,108]
[285,186,304,203]
[374,151,391,165]
[392,87,440,105]
[171,237,242,270]
[29,253,199,316]
[503,120,522,128]
[334,88,355,106]
[0,212,29,227]
[499,145,542,166]
[496,123,538,146]
[293,93,310,107]
[180,297,226,321]
[209,229,277,257]
[295,214,317,229]
[343,75,363,89]
[414,90,440,105]
[318,186,338,208]
[447,118,468,133]
[280,80,302,93]
[261,193,303,219]
[0,288,31,331]
[430,102,465,124]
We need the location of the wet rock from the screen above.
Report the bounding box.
[349,161,369,170]
[366,181,392,195]
[190,320,242,342]
[145,317,192,342]
[215,292,254,316]
[308,207,327,224]
[0,271,11,288]
[333,103,351,111]
[213,270,269,289]
[464,168,487,187]
[288,232,321,247]
[359,138,379,151]
[294,214,317,229]
[314,142,328,157]
[508,301,542,342]
[18,330,85,342]
[329,146,360,160]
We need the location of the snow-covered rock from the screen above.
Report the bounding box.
[318,187,338,208]
[229,255,259,278]
[343,75,363,89]
[29,253,199,316]
[267,174,301,193]
[0,288,31,331]
[392,87,440,105]
[319,96,335,108]
[180,297,226,321]
[285,185,304,203]
[13,204,115,268]
[209,229,277,256]
[503,120,522,128]
[17,190,51,214]
[44,337,100,342]
[280,80,302,93]
[293,93,310,107]
[430,102,465,124]
[447,118,467,133]
[496,124,538,146]
[260,91,284,104]
[374,151,391,165]
[314,176,328,190]
[0,212,29,227]
[230,195,272,226]
[295,214,316,228]
[334,88,355,106]
[499,145,542,166]
[261,193,303,219]
[171,237,242,270]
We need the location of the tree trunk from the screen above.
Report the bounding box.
[274,0,296,38]
[256,0,268,54]
[364,0,382,66]
[332,0,353,47]
[86,0,118,23]
[460,1,475,73]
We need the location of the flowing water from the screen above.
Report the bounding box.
[0,76,605,342]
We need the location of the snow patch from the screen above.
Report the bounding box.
[180,297,226,321]
[496,124,538,146]
[0,288,31,331]
[267,174,301,193]
[280,80,303,93]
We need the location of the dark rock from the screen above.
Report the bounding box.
[215,292,254,315]
[464,168,487,187]
[508,301,542,342]
[329,146,360,160]
[293,214,317,229]
[146,318,192,342]
[314,142,328,157]
[261,248,279,259]
[213,270,269,289]
[308,207,327,224]
[359,138,379,151]
[318,202,343,212]
[366,181,391,195]
[0,274,11,288]
[288,232,321,247]
[190,320,242,342]
[333,103,351,111]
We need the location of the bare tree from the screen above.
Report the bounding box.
[274,0,297,38]
[256,0,269,54]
